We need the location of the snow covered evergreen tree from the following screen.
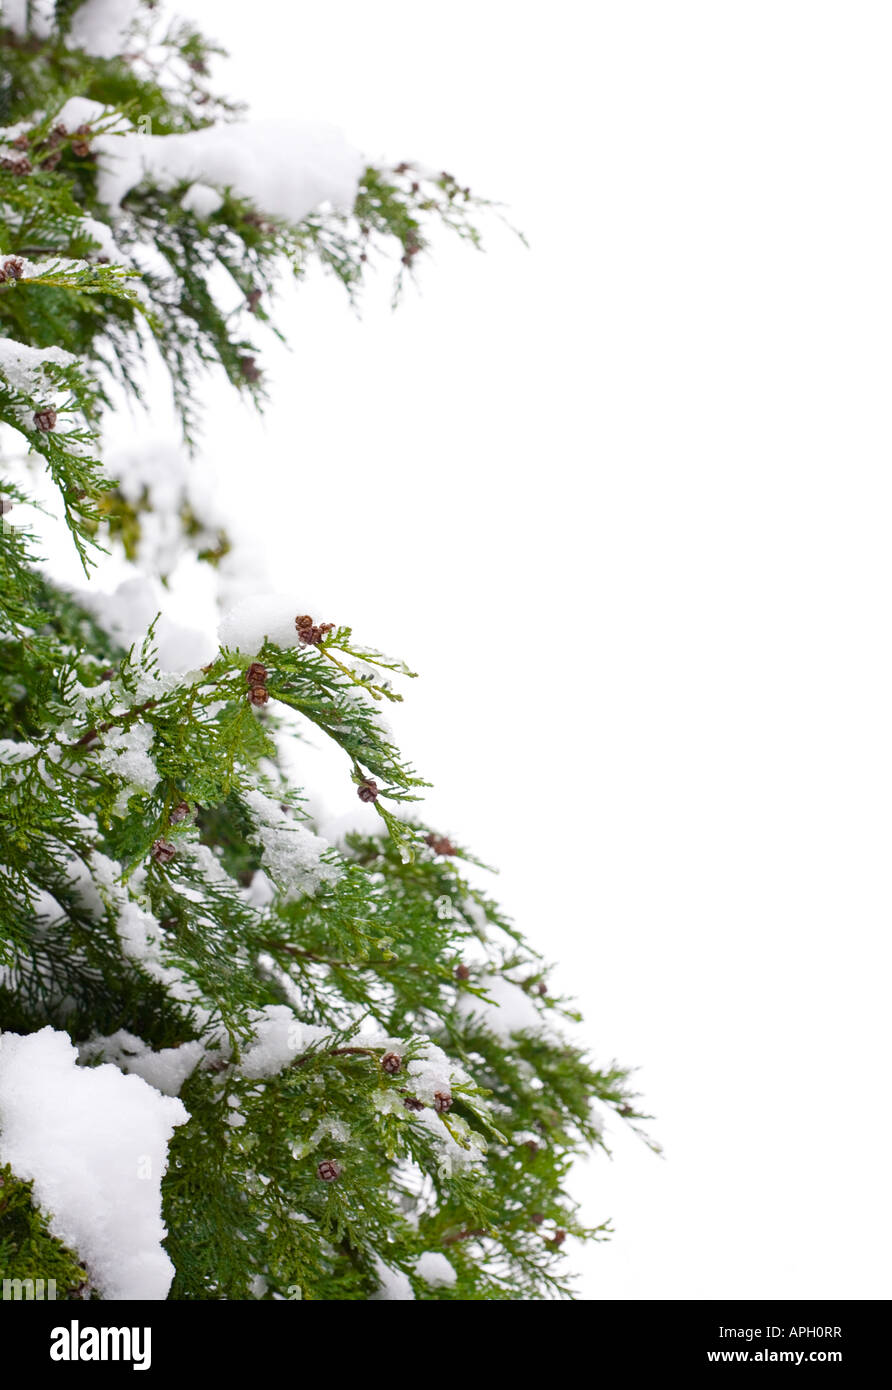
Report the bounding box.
[0,0,651,1301]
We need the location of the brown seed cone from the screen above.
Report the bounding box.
[357,779,378,803]
[425,832,456,856]
[295,614,331,646]
[433,1091,452,1114]
[454,963,470,981]
[316,1159,341,1182]
[381,1051,401,1075]
[403,1096,424,1112]
[247,685,269,706]
[33,408,57,432]
[169,802,190,825]
[151,839,176,865]
[245,662,268,686]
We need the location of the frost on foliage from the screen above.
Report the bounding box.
[369,1254,415,1302]
[288,1113,352,1162]
[79,1029,203,1097]
[95,721,159,814]
[238,1004,328,1080]
[0,338,75,398]
[116,901,195,1002]
[243,788,341,901]
[0,1027,187,1300]
[88,851,200,1009]
[414,1251,457,1288]
[92,119,364,224]
[400,1039,488,1174]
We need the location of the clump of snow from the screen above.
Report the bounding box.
[0,338,75,399]
[414,1251,457,1288]
[0,1027,187,1299]
[243,788,341,900]
[398,1039,488,1175]
[238,1004,328,1080]
[79,214,129,264]
[369,1254,415,1301]
[65,853,106,921]
[86,575,216,672]
[412,1104,487,1174]
[3,0,54,40]
[29,887,64,938]
[0,739,37,766]
[54,97,116,134]
[218,593,324,655]
[93,120,364,224]
[315,806,389,846]
[590,1105,608,1138]
[179,840,235,890]
[86,576,158,645]
[180,183,224,218]
[153,616,216,672]
[65,0,142,59]
[244,867,275,908]
[405,1038,471,1106]
[214,545,276,615]
[105,440,227,580]
[455,972,560,1043]
[89,861,201,1014]
[78,1030,203,1097]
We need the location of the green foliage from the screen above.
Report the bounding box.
[0,0,650,1302]
[0,1163,87,1297]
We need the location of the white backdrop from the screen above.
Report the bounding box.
[150,0,892,1298]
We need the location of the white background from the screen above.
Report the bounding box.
[146,0,891,1297]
